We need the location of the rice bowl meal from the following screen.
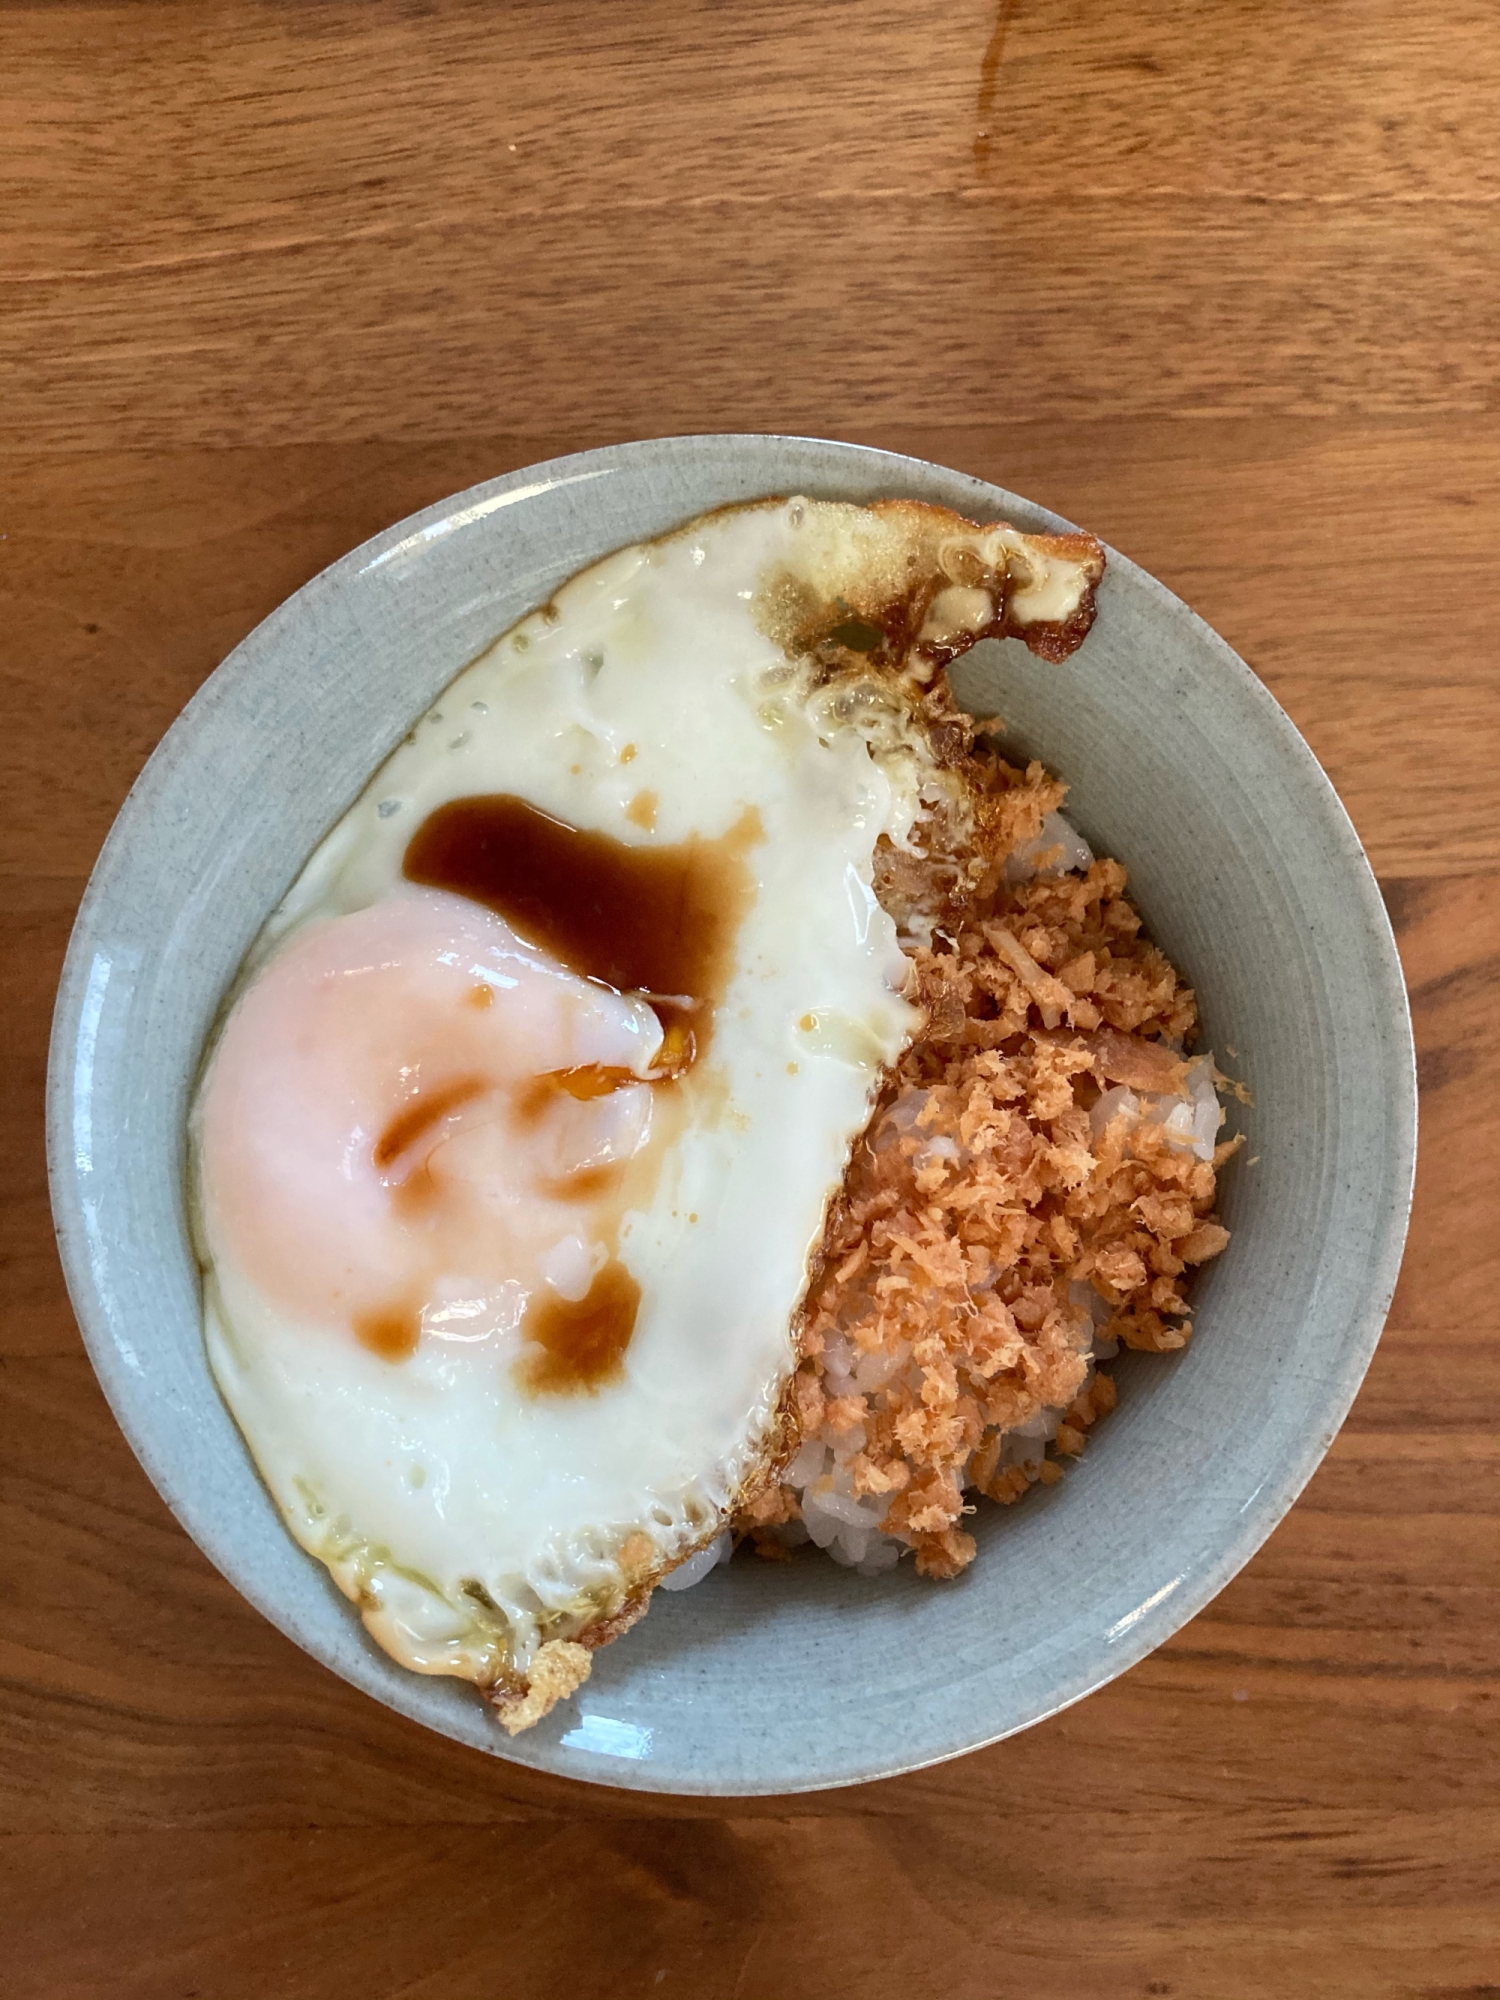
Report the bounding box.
[189,495,1239,1734]
[51,434,1417,1794]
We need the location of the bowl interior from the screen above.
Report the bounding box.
[48,435,1415,1794]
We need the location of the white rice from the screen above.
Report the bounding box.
[659,1530,733,1591]
[1004,809,1095,884]
[1089,1053,1224,1165]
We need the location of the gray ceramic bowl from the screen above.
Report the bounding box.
[48,436,1415,1794]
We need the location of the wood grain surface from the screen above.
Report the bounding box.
[3,4,1497,1997]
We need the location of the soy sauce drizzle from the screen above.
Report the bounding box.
[401,793,762,1050]
[373,1076,486,1171]
[354,1301,422,1363]
[516,1259,640,1395]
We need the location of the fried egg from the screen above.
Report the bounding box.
[192,496,1103,1727]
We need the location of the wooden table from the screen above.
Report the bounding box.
[4,5,1497,1995]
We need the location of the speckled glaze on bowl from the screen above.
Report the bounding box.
[48,436,1415,1795]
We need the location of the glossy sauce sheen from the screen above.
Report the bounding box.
[402,794,761,1017]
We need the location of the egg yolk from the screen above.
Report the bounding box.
[198,889,663,1377]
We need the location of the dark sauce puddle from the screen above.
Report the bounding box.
[403,793,761,1027]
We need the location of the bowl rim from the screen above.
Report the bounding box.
[47,432,1418,1794]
